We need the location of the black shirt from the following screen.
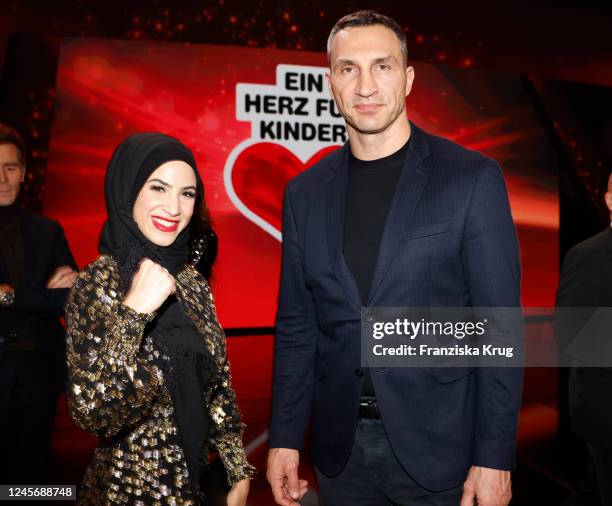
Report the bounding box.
[343,139,409,398]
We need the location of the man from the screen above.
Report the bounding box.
[266,10,523,506]
[0,123,78,484]
[555,173,612,506]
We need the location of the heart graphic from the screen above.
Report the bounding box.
[225,142,340,240]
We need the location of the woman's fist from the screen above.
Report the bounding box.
[123,259,176,314]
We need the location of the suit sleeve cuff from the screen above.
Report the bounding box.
[472,437,517,470]
[267,424,306,451]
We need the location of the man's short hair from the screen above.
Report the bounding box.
[327,10,408,66]
[0,122,26,166]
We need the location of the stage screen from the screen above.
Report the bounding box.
[45,38,559,331]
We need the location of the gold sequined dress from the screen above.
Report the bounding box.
[65,255,256,505]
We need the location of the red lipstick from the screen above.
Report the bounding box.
[151,215,179,232]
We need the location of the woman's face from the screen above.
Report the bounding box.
[132,160,197,247]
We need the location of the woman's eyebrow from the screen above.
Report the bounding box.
[147,178,171,187]
[147,178,196,191]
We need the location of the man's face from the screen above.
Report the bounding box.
[327,24,414,136]
[0,143,25,206]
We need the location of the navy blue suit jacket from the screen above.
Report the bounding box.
[268,122,523,491]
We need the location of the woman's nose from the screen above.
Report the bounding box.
[163,193,182,216]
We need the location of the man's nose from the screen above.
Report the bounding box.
[355,71,377,98]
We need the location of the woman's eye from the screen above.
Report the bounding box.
[150,185,165,192]
[182,191,196,198]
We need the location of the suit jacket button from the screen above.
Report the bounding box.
[354,369,364,378]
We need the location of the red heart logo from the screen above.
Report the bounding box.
[227,142,340,239]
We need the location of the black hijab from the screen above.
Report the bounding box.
[99,132,211,489]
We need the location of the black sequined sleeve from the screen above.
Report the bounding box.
[207,349,257,485]
[176,269,257,485]
[65,259,162,438]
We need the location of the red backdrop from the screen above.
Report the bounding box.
[46,39,558,328]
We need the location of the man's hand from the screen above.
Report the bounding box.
[461,466,511,506]
[226,477,249,506]
[267,448,308,505]
[46,265,78,289]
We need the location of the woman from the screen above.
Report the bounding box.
[65,133,255,505]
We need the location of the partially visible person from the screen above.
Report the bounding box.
[556,172,612,506]
[65,133,254,505]
[0,122,78,484]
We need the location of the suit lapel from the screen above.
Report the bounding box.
[0,208,29,285]
[19,210,38,285]
[605,227,612,258]
[325,145,362,308]
[367,124,432,305]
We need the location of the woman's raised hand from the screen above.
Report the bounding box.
[123,258,176,314]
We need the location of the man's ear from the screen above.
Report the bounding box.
[405,66,415,98]
[20,166,26,183]
[326,70,333,95]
